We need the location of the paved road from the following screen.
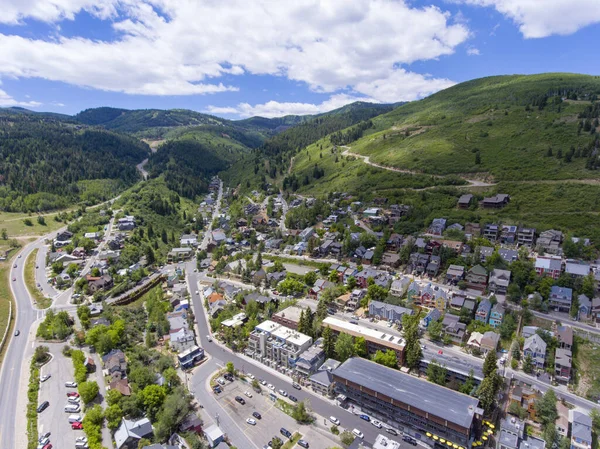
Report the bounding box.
[187,264,410,448]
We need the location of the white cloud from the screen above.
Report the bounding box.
[0,88,41,107]
[206,94,373,118]
[467,47,481,55]
[457,0,600,38]
[0,0,470,99]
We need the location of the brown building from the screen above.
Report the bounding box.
[272,305,303,330]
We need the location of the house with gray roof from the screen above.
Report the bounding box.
[549,286,573,313]
[114,418,153,449]
[523,334,547,368]
[569,410,592,449]
[565,260,590,278]
[368,300,413,323]
[489,269,511,295]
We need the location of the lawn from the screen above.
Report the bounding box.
[0,257,15,364]
[281,432,302,449]
[24,249,52,309]
[0,211,65,238]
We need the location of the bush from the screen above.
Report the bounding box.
[26,361,40,449]
[33,346,50,364]
[71,350,88,384]
[82,404,104,449]
[331,425,340,435]
[79,381,100,404]
[340,430,355,446]
[63,345,72,357]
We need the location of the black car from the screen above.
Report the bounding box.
[252,411,262,419]
[37,401,49,413]
[289,395,298,402]
[280,427,292,439]
[224,373,234,381]
[213,386,222,394]
[234,396,246,405]
[403,436,417,446]
[385,428,398,436]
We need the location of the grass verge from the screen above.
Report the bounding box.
[26,358,41,449]
[281,432,302,449]
[24,249,52,309]
[0,251,17,365]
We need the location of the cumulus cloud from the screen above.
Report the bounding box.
[0,0,469,99]
[457,0,600,38]
[206,94,373,118]
[0,88,41,107]
[467,47,481,55]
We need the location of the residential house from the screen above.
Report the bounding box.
[428,218,447,236]
[178,346,204,369]
[489,303,505,328]
[272,306,304,330]
[252,268,267,285]
[102,349,127,381]
[109,378,132,396]
[523,334,547,368]
[475,298,492,323]
[501,225,518,245]
[390,278,411,297]
[467,331,500,354]
[310,368,336,397]
[345,289,366,311]
[446,264,465,283]
[368,300,413,323]
[577,294,592,320]
[549,286,573,313]
[557,326,573,351]
[299,227,314,242]
[419,284,448,311]
[409,253,430,275]
[555,348,572,383]
[481,194,510,208]
[167,311,188,333]
[466,265,488,292]
[489,269,511,295]
[86,274,113,293]
[309,279,335,299]
[457,194,473,209]
[420,308,441,328]
[465,223,481,237]
[426,255,441,277]
[479,246,495,263]
[593,297,600,326]
[170,328,196,352]
[386,234,404,251]
[497,417,524,449]
[442,314,466,343]
[517,228,536,247]
[114,418,153,449]
[295,345,326,378]
[537,230,564,255]
[499,249,519,264]
[56,230,74,242]
[565,260,590,278]
[569,410,593,449]
[179,234,198,247]
[167,247,193,262]
[362,249,374,265]
[484,224,500,242]
[381,252,401,268]
[535,256,562,280]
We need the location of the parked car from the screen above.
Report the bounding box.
[280,428,292,439]
[244,390,253,398]
[352,429,364,439]
[68,415,83,423]
[234,396,246,405]
[71,422,83,430]
[40,374,51,382]
[248,373,255,379]
[292,382,301,390]
[206,335,212,342]
[37,436,50,446]
[330,416,340,425]
[359,414,370,422]
[278,389,288,397]
[75,437,88,444]
[65,381,77,388]
[385,427,398,436]
[68,397,81,404]
[67,392,80,398]
[38,432,51,442]
[259,379,267,385]
[217,378,226,385]
[267,383,275,390]
[372,420,382,428]
[246,418,257,425]
[403,436,417,446]
[37,401,49,413]
[289,395,298,402]
[252,411,262,419]
[298,440,309,448]
[14,329,20,336]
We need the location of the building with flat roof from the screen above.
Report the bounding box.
[322,317,405,365]
[333,357,482,447]
[246,320,313,371]
[272,305,304,330]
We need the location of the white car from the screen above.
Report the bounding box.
[278,389,288,397]
[330,416,340,425]
[372,420,382,428]
[206,335,212,342]
[352,429,364,439]
[267,383,275,390]
[68,397,81,404]
[248,373,255,379]
[76,436,88,444]
[246,418,257,425]
[244,391,253,398]
[65,381,78,388]
[40,374,51,382]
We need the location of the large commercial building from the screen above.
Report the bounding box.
[246,320,313,372]
[322,317,405,365]
[333,357,482,448]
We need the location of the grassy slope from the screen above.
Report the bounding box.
[348,73,600,181]
[24,249,51,309]
[0,253,15,364]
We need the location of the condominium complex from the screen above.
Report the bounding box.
[246,320,313,371]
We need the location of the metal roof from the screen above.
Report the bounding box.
[333,357,479,429]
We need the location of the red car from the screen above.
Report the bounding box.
[67,392,80,398]
[43,444,52,449]
[71,422,83,430]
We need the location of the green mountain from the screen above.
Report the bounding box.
[222,102,398,192]
[0,111,149,212]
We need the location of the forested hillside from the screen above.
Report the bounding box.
[0,112,149,211]
[221,102,397,192]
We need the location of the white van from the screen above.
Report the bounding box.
[68,414,83,423]
[64,404,80,413]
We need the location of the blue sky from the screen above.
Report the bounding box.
[1,0,599,118]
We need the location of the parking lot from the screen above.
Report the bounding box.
[213,376,342,449]
[37,343,85,449]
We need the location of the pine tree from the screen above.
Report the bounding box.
[322,327,335,358]
[402,314,422,370]
[483,351,498,378]
[477,371,498,413]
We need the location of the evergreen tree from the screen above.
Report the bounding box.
[483,350,498,378]
[523,354,534,374]
[477,371,498,414]
[535,389,558,428]
[335,333,355,362]
[322,327,335,358]
[402,314,422,370]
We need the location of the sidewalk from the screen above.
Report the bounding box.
[91,352,114,448]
